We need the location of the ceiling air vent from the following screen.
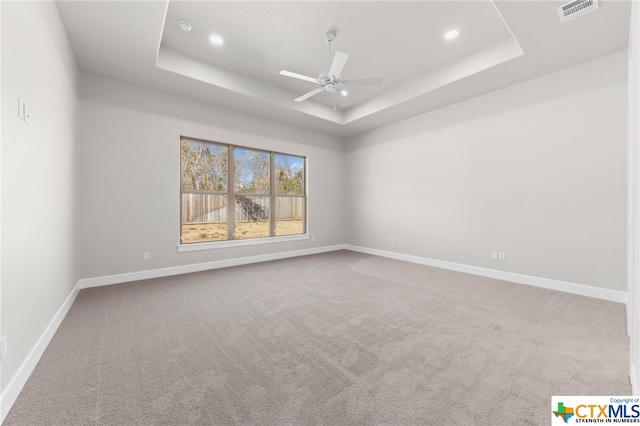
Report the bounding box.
[558,0,599,23]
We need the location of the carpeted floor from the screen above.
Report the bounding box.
[3,250,630,425]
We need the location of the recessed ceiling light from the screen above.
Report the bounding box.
[341,90,348,96]
[178,20,192,32]
[209,34,224,45]
[444,29,459,40]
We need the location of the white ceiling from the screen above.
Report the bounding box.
[55,0,631,138]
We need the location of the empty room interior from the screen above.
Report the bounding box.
[2,0,640,424]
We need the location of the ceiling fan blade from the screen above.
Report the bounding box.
[333,91,350,107]
[342,77,383,87]
[280,70,321,85]
[295,87,325,102]
[328,51,349,80]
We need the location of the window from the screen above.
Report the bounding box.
[274,153,305,236]
[180,137,306,245]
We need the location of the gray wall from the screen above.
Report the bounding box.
[1,1,79,390]
[78,73,346,279]
[345,51,628,291]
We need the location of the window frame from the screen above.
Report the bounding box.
[179,136,308,251]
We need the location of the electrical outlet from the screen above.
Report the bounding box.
[143,251,150,260]
[491,251,498,260]
[1,335,7,360]
[390,238,395,245]
[311,235,316,241]
[498,251,506,261]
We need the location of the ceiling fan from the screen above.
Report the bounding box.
[279,32,383,108]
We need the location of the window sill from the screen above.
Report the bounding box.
[177,234,310,252]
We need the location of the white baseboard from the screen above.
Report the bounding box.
[78,244,347,289]
[0,281,81,424]
[345,245,627,304]
[79,243,628,301]
[78,243,626,303]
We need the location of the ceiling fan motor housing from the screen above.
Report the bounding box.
[318,73,339,92]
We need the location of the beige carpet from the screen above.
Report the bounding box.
[3,250,630,425]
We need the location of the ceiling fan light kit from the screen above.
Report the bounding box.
[279,31,383,108]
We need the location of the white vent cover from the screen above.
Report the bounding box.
[558,0,599,23]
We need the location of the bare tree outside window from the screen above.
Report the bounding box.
[181,140,227,192]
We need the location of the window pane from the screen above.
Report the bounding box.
[276,196,304,236]
[234,148,269,194]
[181,140,227,191]
[235,195,270,239]
[275,154,304,195]
[181,193,228,243]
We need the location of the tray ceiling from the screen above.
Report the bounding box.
[56,1,631,137]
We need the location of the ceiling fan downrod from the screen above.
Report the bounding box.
[325,32,335,73]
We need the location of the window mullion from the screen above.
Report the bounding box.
[228,145,236,240]
[270,152,276,237]
[303,157,307,235]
